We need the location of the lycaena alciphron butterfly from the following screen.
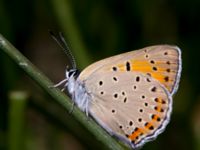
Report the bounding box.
[50,32,182,149]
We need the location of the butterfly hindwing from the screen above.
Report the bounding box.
[84,71,172,148]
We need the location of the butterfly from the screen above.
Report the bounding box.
[51,32,182,149]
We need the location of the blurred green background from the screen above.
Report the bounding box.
[0,0,200,150]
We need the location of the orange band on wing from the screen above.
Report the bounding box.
[128,128,144,141]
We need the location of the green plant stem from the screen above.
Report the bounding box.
[0,34,126,150]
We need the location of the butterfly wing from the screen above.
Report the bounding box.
[82,71,172,148]
[79,45,181,95]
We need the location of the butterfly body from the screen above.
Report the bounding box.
[65,69,90,114]
[55,43,181,149]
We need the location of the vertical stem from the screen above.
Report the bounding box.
[51,0,91,68]
[8,91,28,150]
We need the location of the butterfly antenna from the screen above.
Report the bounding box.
[49,31,77,69]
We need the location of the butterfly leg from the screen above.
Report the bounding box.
[85,99,89,117]
[61,84,67,92]
[51,78,68,88]
[69,101,75,114]
[68,90,75,114]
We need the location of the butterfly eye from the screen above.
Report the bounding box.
[67,69,79,78]
[68,71,74,77]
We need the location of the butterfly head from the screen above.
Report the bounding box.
[65,68,79,80]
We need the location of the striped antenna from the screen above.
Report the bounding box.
[49,31,77,69]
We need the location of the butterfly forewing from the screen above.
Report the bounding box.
[83,71,172,148]
[79,45,181,95]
